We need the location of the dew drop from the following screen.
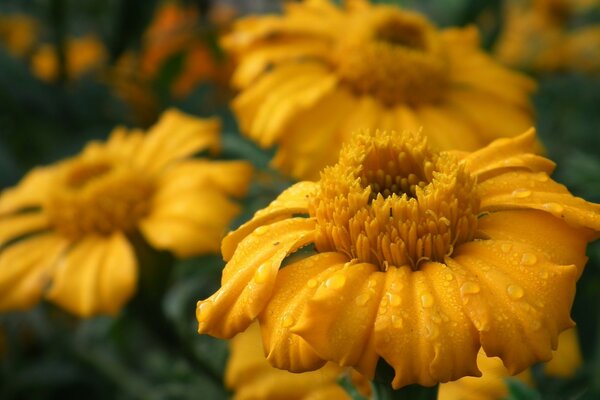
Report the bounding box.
[444,272,454,281]
[282,315,295,328]
[540,270,549,279]
[460,282,480,295]
[520,253,537,266]
[512,188,532,199]
[543,202,564,215]
[197,301,213,322]
[420,293,434,308]
[388,293,401,307]
[534,173,549,182]
[254,226,268,235]
[500,243,512,253]
[391,315,403,329]
[425,322,440,339]
[507,284,524,299]
[254,263,270,284]
[326,274,346,290]
[307,279,318,288]
[355,293,371,306]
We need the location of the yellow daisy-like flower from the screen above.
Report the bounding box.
[226,323,371,400]
[197,128,600,388]
[0,109,252,317]
[224,0,536,180]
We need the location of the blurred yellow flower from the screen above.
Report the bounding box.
[197,128,600,389]
[0,109,252,317]
[223,0,535,180]
[0,13,38,57]
[226,323,370,400]
[495,0,600,73]
[31,35,108,82]
[544,327,583,378]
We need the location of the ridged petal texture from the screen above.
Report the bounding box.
[0,109,251,316]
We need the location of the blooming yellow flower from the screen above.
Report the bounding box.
[0,13,38,57]
[223,0,536,180]
[197,128,600,388]
[31,35,108,82]
[0,109,252,317]
[226,323,370,400]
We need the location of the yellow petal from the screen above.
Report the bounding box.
[374,264,480,389]
[0,234,67,310]
[134,109,220,174]
[221,181,317,261]
[104,126,145,160]
[156,160,253,199]
[447,240,578,374]
[46,233,136,316]
[394,104,422,134]
[293,261,382,378]
[259,252,348,372]
[462,129,552,181]
[197,218,316,338]
[478,209,593,277]
[477,170,600,230]
[0,166,58,215]
[417,105,484,151]
[0,212,49,246]
[544,328,582,378]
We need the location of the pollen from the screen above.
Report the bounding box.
[45,156,154,239]
[310,129,479,270]
[331,7,449,106]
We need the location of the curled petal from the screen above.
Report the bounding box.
[0,212,49,246]
[259,252,348,372]
[447,240,578,373]
[293,261,383,378]
[222,182,317,260]
[197,218,316,338]
[478,170,600,230]
[374,264,480,389]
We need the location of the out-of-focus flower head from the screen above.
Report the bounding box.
[223,0,536,180]
[495,0,600,73]
[197,127,600,389]
[0,109,252,317]
[226,323,371,400]
[0,13,38,57]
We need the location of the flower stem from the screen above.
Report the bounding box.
[372,360,439,400]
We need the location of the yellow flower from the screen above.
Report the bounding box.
[197,128,600,389]
[0,109,252,317]
[0,13,38,57]
[31,35,107,82]
[226,323,370,400]
[438,350,533,400]
[223,0,535,180]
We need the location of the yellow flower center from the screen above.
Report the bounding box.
[331,8,449,106]
[309,130,479,271]
[45,156,154,239]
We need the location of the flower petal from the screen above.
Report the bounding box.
[0,234,67,311]
[46,233,136,316]
[197,217,316,338]
[544,328,582,378]
[0,212,49,246]
[221,181,317,261]
[292,261,383,378]
[374,264,480,389]
[259,252,348,372]
[0,166,58,215]
[447,240,578,373]
[478,209,593,276]
[477,170,600,230]
[418,105,485,151]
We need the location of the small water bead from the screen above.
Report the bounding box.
[420,293,434,308]
[500,243,512,253]
[391,315,403,329]
[282,315,295,328]
[460,281,480,295]
[444,272,453,281]
[507,284,525,299]
[355,293,371,306]
[425,322,440,339]
[543,202,564,215]
[367,278,378,289]
[534,172,549,182]
[388,293,401,307]
[520,253,537,266]
[512,188,532,199]
[325,274,346,290]
[254,263,270,284]
[254,226,268,235]
[307,279,318,288]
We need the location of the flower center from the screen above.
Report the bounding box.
[309,130,479,271]
[331,8,449,106]
[45,156,154,239]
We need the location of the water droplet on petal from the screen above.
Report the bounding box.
[391,315,403,329]
[512,188,532,199]
[507,284,524,299]
[388,293,401,307]
[368,279,378,289]
[500,243,512,253]
[326,274,346,290]
[254,263,270,284]
[420,293,434,308]
[444,272,454,281]
[197,301,213,322]
[543,202,564,215]
[254,226,268,235]
[307,279,318,288]
[355,293,371,306]
[425,322,440,339]
[534,173,549,182]
[540,270,549,279]
[520,253,537,266]
[282,315,295,328]
[460,282,480,295]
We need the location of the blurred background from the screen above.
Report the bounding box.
[0,0,599,399]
